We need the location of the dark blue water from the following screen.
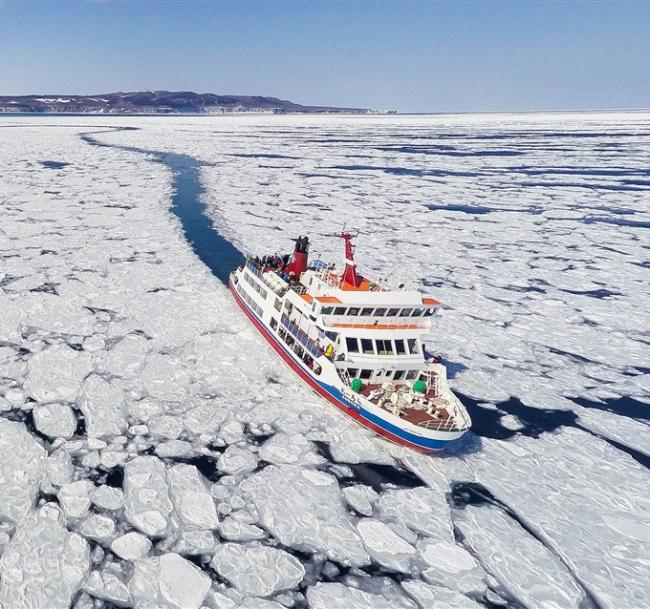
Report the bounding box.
[40,160,69,169]
[81,129,244,284]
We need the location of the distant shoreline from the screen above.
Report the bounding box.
[1,108,648,118]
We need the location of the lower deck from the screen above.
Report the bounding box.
[357,382,461,431]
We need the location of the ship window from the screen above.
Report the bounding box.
[359,369,372,380]
[361,339,374,354]
[321,306,333,315]
[423,308,435,316]
[347,307,360,316]
[411,308,424,317]
[334,307,347,316]
[325,331,338,341]
[419,373,427,382]
[374,308,387,317]
[346,337,359,353]
[394,370,405,380]
[274,299,282,312]
[375,339,393,355]
[387,308,399,317]
[407,339,419,354]
[399,308,413,317]
[270,318,278,330]
[406,370,418,380]
[361,307,374,316]
[383,370,393,379]
[348,368,359,378]
[394,339,406,355]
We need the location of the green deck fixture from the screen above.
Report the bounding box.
[350,378,363,393]
[413,380,427,394]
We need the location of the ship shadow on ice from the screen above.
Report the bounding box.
[459,393,650,468]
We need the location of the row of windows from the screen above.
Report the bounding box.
[237,283,264,318]
[244,271,268,300]
[320,305,435,318]
[346,337,420,356]
[349,368,424,382]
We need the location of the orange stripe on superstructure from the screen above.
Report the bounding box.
[315,296,342,303]
[301,294,314,303]
[330,323,425,330]
[422,297,440,305]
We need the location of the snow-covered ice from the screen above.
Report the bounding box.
[0,504,90,609]
[128,552,211,609]
[240,465,370,566]
[356,517,415,573]
[167,463,219,529]
[211,543,305,597]
[0,113,648,609]
[124,456,174,537]
[111,532,152,561]
[0,419,46,524]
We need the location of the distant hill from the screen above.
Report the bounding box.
[0,91,371,114]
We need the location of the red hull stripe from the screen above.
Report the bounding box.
[229,279,450,452]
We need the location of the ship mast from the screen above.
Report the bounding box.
[340,232,361,287]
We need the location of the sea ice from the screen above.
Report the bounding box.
[211,543,305,597]
[111,531,152,561]
[0,419,46,523]
[401,580,484,609]
[167,463,219,529]
[23,344,93,402]
[415,539,485,594]
[172,529,216,555]
[342,485,379,516]
[356,518,415,573]
[376,487,453,541]
[306,582,414,609]
[83,569,131,607]
[217,445,258,475]
[0,504,90,609]
[2,112,649,609]
[240,464,370,566]
[124,456,174,537]
[79,513,117,544]
[57,480,95,521]
[80,374,129,439]
[258,432,324,466]
[32,403,77,438]
[129,552,211,609]
[92,484,124,511]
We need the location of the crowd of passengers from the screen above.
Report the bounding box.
[251,253,290,272]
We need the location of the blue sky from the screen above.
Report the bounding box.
[1,1,649,112]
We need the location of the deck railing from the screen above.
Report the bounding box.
[280,314,323,359]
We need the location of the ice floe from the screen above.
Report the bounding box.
[32,403,77,438]
[240,465,370,566]
[0,504,90,609]
[111,531,152,561]
[167,463,219,529]
[123,456,174,537]
[128,552,211,609]
[0,419,46,524]
[356,517,415,573]
[211,543,305,597]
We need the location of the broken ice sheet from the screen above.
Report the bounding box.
[1,114,649,609]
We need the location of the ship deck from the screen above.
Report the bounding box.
[358,383,460,432]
